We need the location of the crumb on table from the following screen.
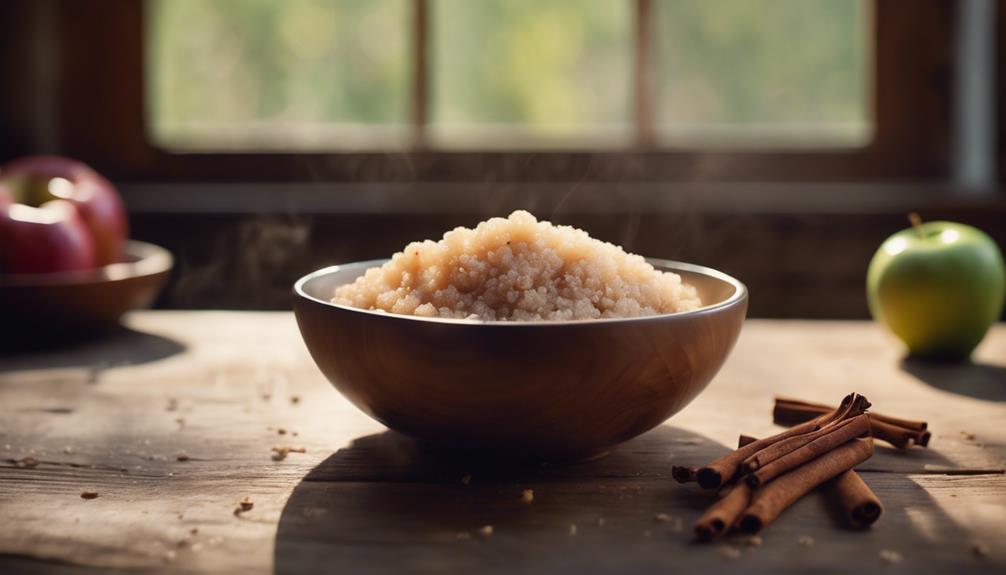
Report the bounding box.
[879,549,903,564]
[13,457,39,469]
[234,496,254,516]
[271,446,307,461]
[719,546,741,560]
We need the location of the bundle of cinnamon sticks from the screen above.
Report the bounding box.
[673,393,930,540]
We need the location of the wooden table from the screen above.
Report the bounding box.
[2,312,1004,574]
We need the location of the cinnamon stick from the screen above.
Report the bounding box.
[742,417,859,473]
[694,483,752,541]
[738,433,884,529]
[747,415,871,488]
[774,397,929,449]
[696,393,869,489]
[672,465,697,483]
[775,396,927,431]
[695,421,818,489]
[738,434,757,448]
[868,417,920,449]
[824,469,883,528]
[738,438,874,534]
[773,402,833,427]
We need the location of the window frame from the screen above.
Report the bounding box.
[37,0,958,182]
[999,0,1006,181]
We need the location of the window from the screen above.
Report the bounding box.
[429,0,632,147]
[656,0,870,148]
[147,0,410,150]
[146,0,869,151]
[35,0,955,181]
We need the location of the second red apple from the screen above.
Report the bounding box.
[1,156,127,266]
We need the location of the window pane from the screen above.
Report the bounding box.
[656,0,870,147]
[147,0,408,150]
[430,0,632,147]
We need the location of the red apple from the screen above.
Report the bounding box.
[0,199,97,274]
[1,156,127,265]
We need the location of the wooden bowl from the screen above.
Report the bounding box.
[294,259,747,460]
[0,240,173,347]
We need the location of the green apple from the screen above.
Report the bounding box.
[867,216,1005,361]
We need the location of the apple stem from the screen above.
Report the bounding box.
[908,212,924,238]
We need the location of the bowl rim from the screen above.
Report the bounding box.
[294,257,748,327]
[0,240,173,287]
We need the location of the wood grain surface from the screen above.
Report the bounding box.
[1,312,1004,574]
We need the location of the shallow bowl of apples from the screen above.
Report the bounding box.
[0,156,172,347]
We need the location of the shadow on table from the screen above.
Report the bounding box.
[900,357,1006,402]
[273,426,975,574]
[0,325,186,373]
[273,425,720,575]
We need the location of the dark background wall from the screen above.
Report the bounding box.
[127,187,1006,318]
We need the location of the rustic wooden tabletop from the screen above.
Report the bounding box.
[1,312,1004,574]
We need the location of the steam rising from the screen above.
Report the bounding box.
[172,216,310,308]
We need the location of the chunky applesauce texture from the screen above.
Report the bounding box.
[332,211,702,321]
